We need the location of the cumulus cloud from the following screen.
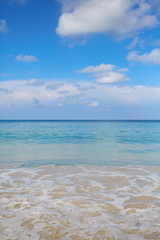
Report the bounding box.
[96,72,129,84]
[15,54,38,62]
[0,80,83,106]
[127,48,160,64]
[78,63,115,73]
[0,19,8,33]
[0,88,11,94]
[56,0,159,39]
[117,68,129,73]
[46,81,61,90]
[78,63,130,84]
[87,101,99,107]
[0,80,160,112]
[27,78,44,86]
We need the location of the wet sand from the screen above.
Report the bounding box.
[0,165,160,240]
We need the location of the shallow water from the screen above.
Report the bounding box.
[0,165,160,240]
[0,120,160,166]
[0,121,160,239]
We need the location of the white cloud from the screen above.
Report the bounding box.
[27,78,44,86]
[1,79,160,119]
[96,72,129,84]
[87,101,99,107]
[15,54,38,62]
[78,63,130,83]
[1,80,160,109]
[56,0,159,39]
[0,19,8,33]
[0,80,83,106]
[117,68,129,73]
[127,48,160,64]
[78,63,115,73]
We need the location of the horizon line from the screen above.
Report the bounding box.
[0,119,160,121]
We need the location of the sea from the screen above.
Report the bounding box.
[0,120,160,240]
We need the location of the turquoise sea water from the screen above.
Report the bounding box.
[1,121,160,239]
[0,120,160,167]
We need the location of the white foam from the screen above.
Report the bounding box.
[0,165,160,239]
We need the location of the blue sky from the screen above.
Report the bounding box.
[0,0,160,119]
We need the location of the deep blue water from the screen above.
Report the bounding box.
[0,120,160,167]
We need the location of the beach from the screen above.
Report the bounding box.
[0,165,160,240]
[0,120,160,239]
[1,0,160,238]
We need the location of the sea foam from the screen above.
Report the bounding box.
[0,165,160,240]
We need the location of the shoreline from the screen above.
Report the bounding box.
[1,165,160,240]
[1,162,160,169]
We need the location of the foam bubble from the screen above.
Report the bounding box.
[0,165,160,239]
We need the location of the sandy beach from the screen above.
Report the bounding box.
[1,0,160,238]
[0,165,160,240]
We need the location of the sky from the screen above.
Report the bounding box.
[0,0,160,120]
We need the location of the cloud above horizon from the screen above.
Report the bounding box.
[27,78,44,86]
[0,79,160,109]
[87,101,99,107]
[15,54,38,62]
[127,48,160,64]
[56,0,159,39]
[78,63,130,83]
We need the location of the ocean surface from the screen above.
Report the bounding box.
[0,120,160,240]
[0,120,160,167]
